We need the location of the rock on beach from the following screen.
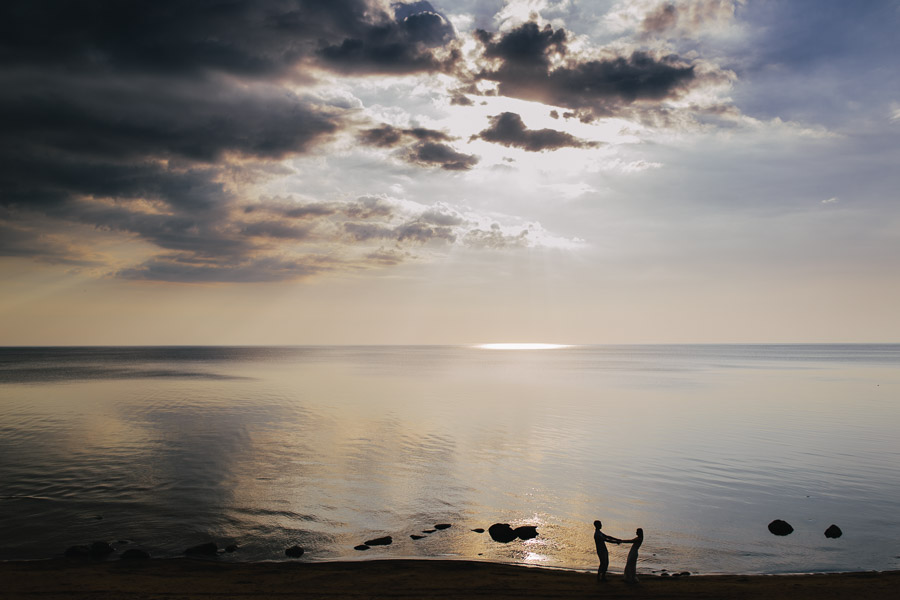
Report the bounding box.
[767,520,794,536]
[488,524,518,543]
[364,536,393,546]
[185,542,218,556]
[824,524,843,538]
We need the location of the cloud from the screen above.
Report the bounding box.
[473,112,600,151]
[0,0,459,78]
[317,2,461,74]
[639,0,743,36]
[0,2,577,283]
[357,123,477,169]
[472,21,720,121]
[404,141,480,170]
[0,218,99,266]
[359,124,454,147]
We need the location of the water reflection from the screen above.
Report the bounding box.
[0,346,898,573]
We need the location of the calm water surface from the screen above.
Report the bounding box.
[1,345,899,574]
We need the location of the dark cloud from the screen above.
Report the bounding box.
[344,195,396,219]
[317,1,459,74]
[239,221,312,241]
[473,112,600,152]
[0,2,569,283]
[474,21,699,120]
[450,93,475,106]
[0,0,456,77]
[477,21,567,68]
[0,219,97,266]
[0,1,405,282]
[359,124,453,148]
[244,200,338,219]
[0,75,343,172]
[358,124,477,171]
[397,221,456,243]
[405,142,479,170]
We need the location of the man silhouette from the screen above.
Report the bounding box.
[593,520,622,582]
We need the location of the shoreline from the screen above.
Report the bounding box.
[4,558,898,599]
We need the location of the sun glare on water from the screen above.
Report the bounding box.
[477,343,571,350]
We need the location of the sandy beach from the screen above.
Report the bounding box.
[3,558,897,600]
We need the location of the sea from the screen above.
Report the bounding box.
[1,344,898,574]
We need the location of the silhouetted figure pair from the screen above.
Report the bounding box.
[593,521,643,583]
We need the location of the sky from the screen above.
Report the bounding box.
[1,0,899,345]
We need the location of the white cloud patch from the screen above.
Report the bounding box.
[891,102,900,123]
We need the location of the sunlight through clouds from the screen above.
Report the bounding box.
[1,0,898,343]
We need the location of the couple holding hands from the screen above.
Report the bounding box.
[593,520,644,583]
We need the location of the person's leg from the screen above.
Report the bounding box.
[597,557,609,582]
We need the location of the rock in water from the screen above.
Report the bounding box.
[120,549,150,560]
[89,541,114,558]
[354,544,370,551]
[434,524,451,530]
[410,535,425,540]
[471,528,485,533]
[514,526,538,540]
[185,542,218,556]
[488,523,517,543]
[364,536,392,546]
[284,545,304,558]
[225,544,239,553]
[824,524,843,538]
[767,520,794,536]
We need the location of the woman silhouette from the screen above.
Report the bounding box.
[623,528,643,584]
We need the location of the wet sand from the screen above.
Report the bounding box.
[3,558,898,599]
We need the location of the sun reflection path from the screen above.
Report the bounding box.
[477,343,573,350]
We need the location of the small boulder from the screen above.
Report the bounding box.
[364,536,392,546]
[488,523,517,543]
[284,545,304,558]
[434,524,451,530]
[410,535,425,540]
[354,544,370,551]
[89,541,114,558]
[471,528,485,533]
[185,542,218,556]
[225,544,239,553]
[120,549,150,560]
[824,524,843,539]
[422,529,436,533]
[64,545,91,559]
[767,519,794,536]
[514,526,538,540]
